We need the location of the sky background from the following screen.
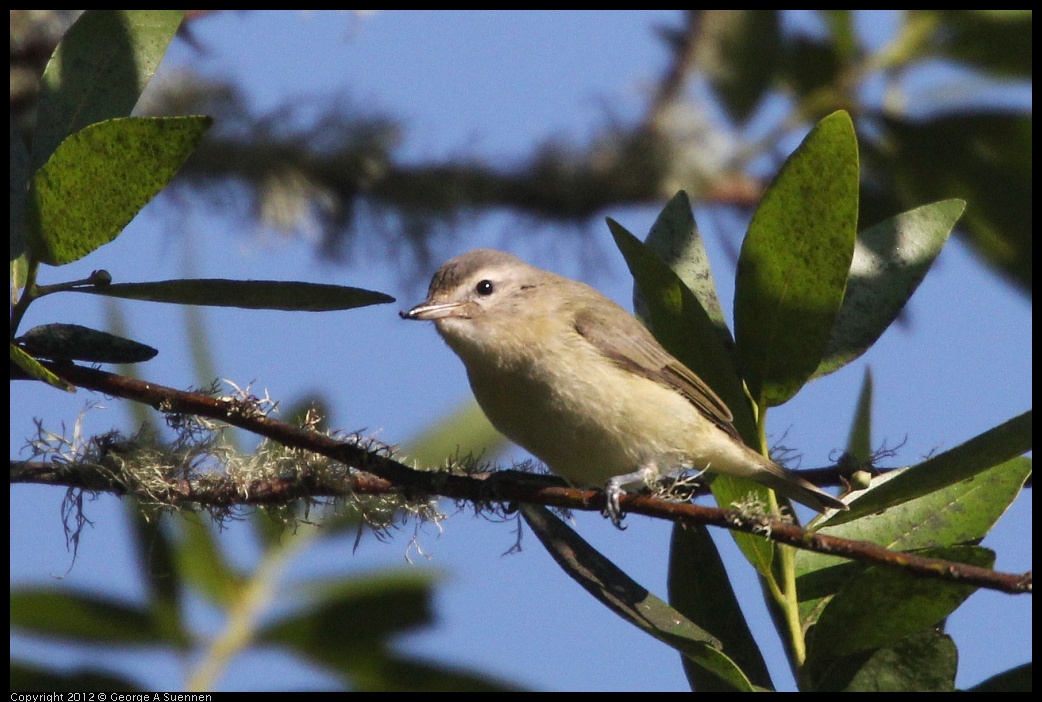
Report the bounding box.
[10,11,1032,692]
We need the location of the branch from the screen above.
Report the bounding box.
[643,10,701,132]
[12,362,1031,595]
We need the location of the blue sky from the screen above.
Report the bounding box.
[10,11,1031,691]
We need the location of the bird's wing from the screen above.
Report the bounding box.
[573,306,738,438]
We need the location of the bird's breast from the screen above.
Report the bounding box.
[460,339,707,487]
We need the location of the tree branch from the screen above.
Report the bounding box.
[11,362,1031,595]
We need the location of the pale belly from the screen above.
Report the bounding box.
[466,353,733,488]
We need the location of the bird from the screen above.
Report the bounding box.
[401,248,847,525]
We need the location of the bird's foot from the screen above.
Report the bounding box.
[603,480,628,530]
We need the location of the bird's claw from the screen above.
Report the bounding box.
[604,482,627,530]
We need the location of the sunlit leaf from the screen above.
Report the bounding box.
[735,111,858,406]
[32,10,185,171]
[834,411,1031,520]
[634,190,729,338]
[846,367,873,464]
[10,343,75,392]
[797,455,1030,624]
[28,116,212,266]
[815,200,965,378]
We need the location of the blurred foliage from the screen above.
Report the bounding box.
[11,503,519,691]
[11,10,1030,293]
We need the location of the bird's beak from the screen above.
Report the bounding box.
[400,299,467,320]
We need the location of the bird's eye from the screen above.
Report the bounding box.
[476,279,495,296]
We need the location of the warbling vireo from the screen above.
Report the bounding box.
[401,248,847,524]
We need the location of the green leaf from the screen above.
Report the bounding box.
[808,545,993,659]
[261,569,495,691]
[31,10,185,172]
[845,367,873,464]
[698,11,781,123]
[521,504,759,692]
[735,110,859,406]
[814,199,965,378]
[10,343,75,392]
[820,11,858,62]
[125,500,191,649]
[811,456,1029,559]
[11,123,30,290]
[11,256,29,293]
[260,570,436,662]
[780,37,843,101]
[402,399,509,469]
[883,113,1031,294]
[72,278,394,310]
[173,517,247,609]
[28,116,212,266]
[835,411,1031,520]
[668,524,773,691]
[10,588,162,645]
[17,323,158,364]
[344,654,523,693]
[253,506,301,550]
[633,190,729,338]
[10,660,144,693]
[11,123,29,264]
[811,629,958,692]
[796,456,1030,624]
[927,10,1033,77]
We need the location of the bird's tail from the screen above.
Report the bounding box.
[754,462,848,513]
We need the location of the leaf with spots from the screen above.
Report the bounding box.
[734,111,859,407]
[27,116,212,266]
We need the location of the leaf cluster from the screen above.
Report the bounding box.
[521,114,1029,691]
[10,11,395,393]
